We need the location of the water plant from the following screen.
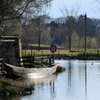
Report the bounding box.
[53,66,66,74]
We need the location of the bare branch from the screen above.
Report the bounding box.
[0,0,52,23]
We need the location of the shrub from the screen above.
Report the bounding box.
[54,66,66,74]
[0,79,11,86]
[5,86,17,92]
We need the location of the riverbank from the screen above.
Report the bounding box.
[0,76,34,96]
[61,55,100,60]
[59,51,100,60]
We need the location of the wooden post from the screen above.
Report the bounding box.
[42,51,43,57]
[25,50,26,56]
[41,58,43,66]
[58,51,59,59]
[49,57,51,66]
[17,36,23,66]
[34,52,35,57]
[31,50,32,56]
[33,57,35,67]
[52,53,54,63]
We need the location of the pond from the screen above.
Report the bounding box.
[1,60,100,100]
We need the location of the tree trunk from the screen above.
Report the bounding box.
[69,35,71,50]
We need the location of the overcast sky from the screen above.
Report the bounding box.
[47,0,100,19]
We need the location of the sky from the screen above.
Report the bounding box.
[47,0,100,19]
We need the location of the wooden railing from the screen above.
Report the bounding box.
[19,56,54,68]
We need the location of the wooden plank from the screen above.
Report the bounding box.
[0,39,15,42]
[1,35,21,39]
[21,56,34,58]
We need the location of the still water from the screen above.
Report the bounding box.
[1,60,100,100]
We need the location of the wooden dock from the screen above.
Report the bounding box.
[0,58,7,75]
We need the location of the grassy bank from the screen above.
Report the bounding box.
[79,51,100,57]
[22,49,69,55]
[0,76,27,95]
[22,49,79,57]
[21,49,100,61]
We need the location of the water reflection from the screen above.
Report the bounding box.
[85,61,87,100]
[16,75,57,86]
[68,60,72,93]
[0,95,22,100]
[55,60,100,100]
[16,75,57,100]
[50,81,56,100]
[20,75,57,100]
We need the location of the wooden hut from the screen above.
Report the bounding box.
[0,35,22,66]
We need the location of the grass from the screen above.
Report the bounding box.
[22,48,100,58]
[79,51,100,56]
[22,49,78,56]
[0,76,26,93]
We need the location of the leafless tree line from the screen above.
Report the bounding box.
[1,0,100,51]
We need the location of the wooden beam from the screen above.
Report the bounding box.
[0,39,15,42]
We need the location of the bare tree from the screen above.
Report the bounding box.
[0,0,52,23]
[0,0,52,35]
[61,5,80,50]
[22,15,52,49]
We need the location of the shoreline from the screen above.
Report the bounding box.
[0,76,34,96]
[59,55,100,60]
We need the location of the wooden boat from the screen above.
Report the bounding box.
[4,63,59,77]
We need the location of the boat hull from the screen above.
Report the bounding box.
[4,63,59,77]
